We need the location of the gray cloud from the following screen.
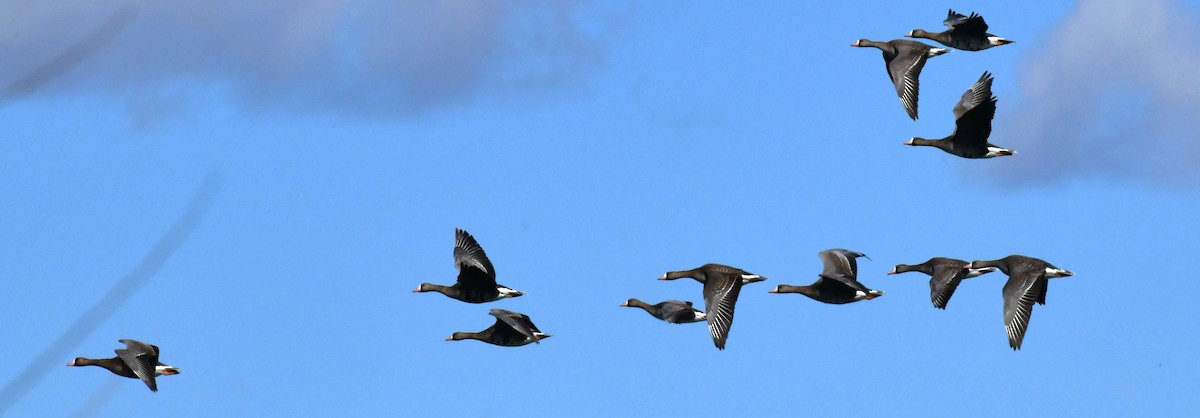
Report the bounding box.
[980,0,1200,187]
[0,0,623,118]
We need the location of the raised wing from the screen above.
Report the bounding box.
[952,72,997,148]
[947,10,989,35]
[454,228,497,286]
[819,249,865,278]
[953,72,994,119]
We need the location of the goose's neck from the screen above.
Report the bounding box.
[449,331,487,342]
[625,299,657,314]
[775,285,812,295]
[415,283,453,296]
[69,357,130,377]
[908,137,952,151]
[857,39,890,51]
[662,270,704,283]
[898,263,934,275]
[70,357,107,367]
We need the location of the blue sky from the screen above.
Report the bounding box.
[2,1,1199,416]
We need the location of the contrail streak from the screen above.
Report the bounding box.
[0,174,221,413]
[2,3,138,103]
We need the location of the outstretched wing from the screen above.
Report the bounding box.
[929,265,966,309]
[1002,270,1044,350]
[887,44,931,120]
[703,274,743,350]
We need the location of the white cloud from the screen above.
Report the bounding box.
[981,0,1200,187]
[0,0,624,118]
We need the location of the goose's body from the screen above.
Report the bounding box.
[68,339,181,392]
[969,255,1075,350]
[769,249,884,304]
[659,263,766,350]
[889,257,996,309]
[447,309,551,347]
[414,229,525,303]
[907,10,1013,51]
[851,38,949,120]
[620,299,706,324]
[905,72,1015,158]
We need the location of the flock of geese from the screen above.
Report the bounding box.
[417,229,1074,353]
[852,9,1016,158]
[64,9,1078,394]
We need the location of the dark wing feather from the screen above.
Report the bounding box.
[951,72,997,148]
[454,228,497,286]
[952,72,994,120]
[701,264,748,276]
[658,301,696,324]
[929,265,967,309]
[888,44,930,120]
[820,273,872,294]
[819,249,861,279]
[115,339,159,392]
[490,309,539,344]
[1002,270,1045,350]
[949,12,990,35]
[943,9,970,27]
[703,273,743,350]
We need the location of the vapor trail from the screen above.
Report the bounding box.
[2,3,138,103]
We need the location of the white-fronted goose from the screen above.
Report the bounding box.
[446,309,551,346]
[768,249,884,304]
[658,263,766,350]
[851,38,949,120]
[907,10,1013,51]
[68,339,181,392]
[414,229,525,303]
[620,298,707,324]
[969,255,1075,350]
[888,257,996,309]
[905,72,1015,158]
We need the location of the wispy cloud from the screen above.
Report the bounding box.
[0,1,624,118]
[980,0,1200,187]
